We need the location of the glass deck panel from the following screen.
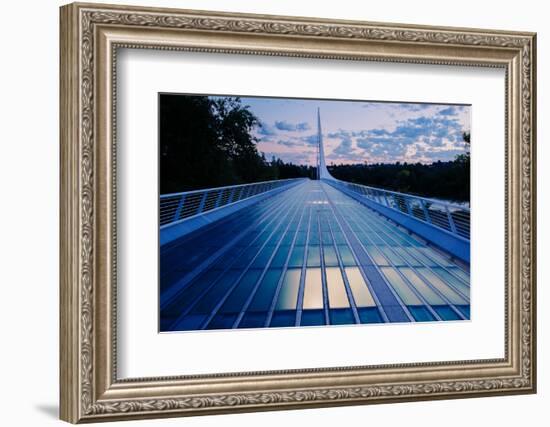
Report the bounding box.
[160,180,470,332]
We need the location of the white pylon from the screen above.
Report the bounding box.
[317,108,335,180]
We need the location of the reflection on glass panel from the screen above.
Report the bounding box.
[380,247,405,266]
[266,232,282,247]
[358,307,383,323]
[281,232,295,245]
[322,231,333,245]
[433,305,462,320]
[251,245,275,268]
[408,306,435,322]
[407,248,434,266]
[367,234,385,245]
[417,247,454,267]
[248,269,282,312]
[323,246,339,266]
[333,232,346,244]
[345,267,375,307]
[418,268,468,305]
[233,246,261,268]
[378,233,397,245]
[399,267,445,305]
[394,247,422,265]
[432,267,470,298]
[307,245,321,267]
[319,220,330,232]
[191,270,240,314]
[300,309,325,326]
[349,221,362,232]
[380,267,423,305]
[270,310,296,327]
[303,268,323,309]
[270,245,290,267]
[308,232,320,245]
[400,233,422,246]
[275,268,302,310]
[325,267,350,308]
[295,231,307,245]
[451,267,470,283]
[330,308,355,325]
[338,245,356,266]
[220,269,263,313]
[288,245,305,268]
[238,311,267,328]
[365,246,389,265]
[162,269,222,316]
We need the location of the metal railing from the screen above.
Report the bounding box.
[160,178,306,227]
[326,179,470,240]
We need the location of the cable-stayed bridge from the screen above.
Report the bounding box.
[159,109,470,331]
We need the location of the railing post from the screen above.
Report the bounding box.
[420,200,432,224]
[173,194,186,221]
[227,187,236,204]
[383,193,391,207]
[214,190,224,208]
[445,205,458,234]
[366,188,374,201]
[197,191,208,215]
[404,198,413,215]
[241,185,250,199]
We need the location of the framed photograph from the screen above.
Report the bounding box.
[60,2,536,423]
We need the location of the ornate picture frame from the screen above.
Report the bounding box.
[60,2,536,423]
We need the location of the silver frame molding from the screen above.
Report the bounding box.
[60,2,536,423]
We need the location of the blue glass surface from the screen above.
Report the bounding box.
[408,306,436,322]
[357,307,383,323]
[160,180,470,332]
[300,309,326,326]
[270,310,296,327]
[433,305,463,321]
[247,269,283,312]
[238,312,267,328]
[456,305,471,319]
[329,309,355,325]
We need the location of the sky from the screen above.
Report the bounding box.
[234,96,470,166]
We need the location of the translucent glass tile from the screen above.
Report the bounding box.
[325,267,350,308]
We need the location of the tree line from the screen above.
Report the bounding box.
[328,158,469,202]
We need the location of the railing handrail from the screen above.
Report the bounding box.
[160,178,306,199]
[332,179,470,212]
[160,178,307,228]
[325,177,470,241]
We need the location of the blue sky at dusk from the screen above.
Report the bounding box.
[230,96,470,166]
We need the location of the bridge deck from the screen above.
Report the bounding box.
[160,180,470,332]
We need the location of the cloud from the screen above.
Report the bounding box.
[255,102,470,166]
[301,134,319,146]
[396,103,432,112]
[438,106,458,116]
[274,120,311,132]
[340,112,467,164]
[332,136,353,156]
[257,122,277,136]
[276,139,300,147]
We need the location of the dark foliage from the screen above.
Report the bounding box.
[270,158,317,180]
[328,158,470,202]
[161,95,273,193]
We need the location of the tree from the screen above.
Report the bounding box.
[160,95,278,193]
[328,159,470,202]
